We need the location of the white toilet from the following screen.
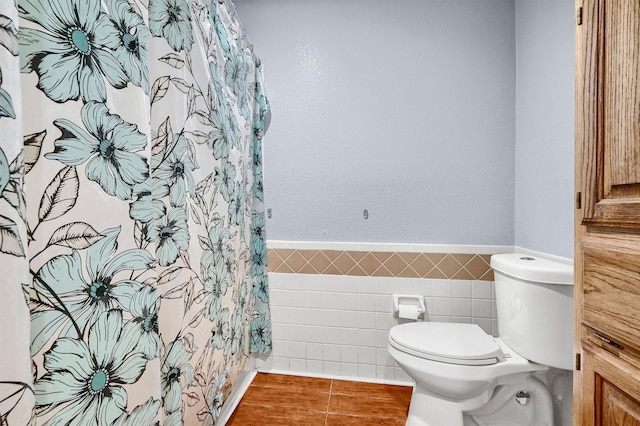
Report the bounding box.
[388,253,573,426]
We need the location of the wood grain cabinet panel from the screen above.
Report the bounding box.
[582,237,640,346]
[576,0,640,423]
[580,0,640,229]
[582,342,640,426]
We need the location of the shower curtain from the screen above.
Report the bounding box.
[0,0,271,424]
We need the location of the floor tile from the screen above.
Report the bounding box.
[228,404,327,425]
[326,414,406,425]
[331,379,413,401]
[240,385,330,412]
[229,373,411,425]
[251,372,332,392]
[328,393,409,419]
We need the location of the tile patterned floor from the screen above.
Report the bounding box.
[227,373,413,425]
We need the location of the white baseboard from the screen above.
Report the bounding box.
[256,367,414,388]
[217,356,258,425]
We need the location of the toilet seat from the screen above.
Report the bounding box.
[388,322,504,366]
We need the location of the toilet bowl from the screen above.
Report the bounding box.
[388,254,573,426]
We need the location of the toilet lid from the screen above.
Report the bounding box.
[389,322,504,366]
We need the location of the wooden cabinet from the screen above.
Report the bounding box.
[576,0,640,424]
[582,341,640,426]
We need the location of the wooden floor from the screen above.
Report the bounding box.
[227,373,413,425]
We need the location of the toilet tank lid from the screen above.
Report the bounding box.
[490,254,573,285]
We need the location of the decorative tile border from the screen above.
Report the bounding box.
[266,249,494,281]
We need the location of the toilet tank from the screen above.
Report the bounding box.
[490,254,573,370]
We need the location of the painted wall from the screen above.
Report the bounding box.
[514,0,575,259]
[234,1,575,424]
[235,0,516,245]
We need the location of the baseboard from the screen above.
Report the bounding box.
[217,356,258,425]
[256,367,414,388]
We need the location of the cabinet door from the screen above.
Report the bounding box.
[579,0,640,229]
[576,0,640,422]
[582,342,640,426]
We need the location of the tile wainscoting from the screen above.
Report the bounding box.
[260,242,510,382]
[267,247,495,280]
[256,242,574,425]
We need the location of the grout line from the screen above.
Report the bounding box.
[325,379,334,424]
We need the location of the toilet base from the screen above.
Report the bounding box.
[467,375,554,426]
[406,374,554,426]
[406,385,492,426]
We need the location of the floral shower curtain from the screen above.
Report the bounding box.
[0,0,271,424]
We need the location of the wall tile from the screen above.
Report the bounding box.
[307,343,324,361]
[341,346,359,364]
[451,298,472,317]
[395,367,412,382]
[357,294,377,311]
[375,294,393,312]
[358,347,377,365]
[272,357,290,371]
[306,326,325,344]
[375,330,390,349]
[358,329,376,347]
[452,280,472,298]
[431,315,452,323]
[339,310,360,328]
[289,341,307,359]
[307,360,324,374]
[376,348,395,367]
[340,363,359,377]
[375,312,396,330]
[377,366,395,381]
[358,364,377,379]
[472,299,493,318]
[340,293,362,310]
[272,340,289,358]
[324,310,345,328]
[432,280,452,297]
[324,344,341,362]
[472,281,493,299]
[267,246,498,281]
[324,361,341,376]
[358,312,377,329]
[290,358,307,372]
[433,297,452,316]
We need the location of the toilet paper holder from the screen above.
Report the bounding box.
[393,294,426,319]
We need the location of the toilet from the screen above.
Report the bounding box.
[388,253,573,426]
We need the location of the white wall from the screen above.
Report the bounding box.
[514,0,575,259]
[236,0,516,245]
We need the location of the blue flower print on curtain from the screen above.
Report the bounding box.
[146,0,272,421]
[46,102,149,200]
[147,207,190,266]
[0,3,33,425]
[19,0,129,102]
[152,133,196,208]
[161,339,195,416]
[31,226,153,354]
[149,0,193,52]
[0,0,273,424]
[34,310,149,426]
[107,0,150,94]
